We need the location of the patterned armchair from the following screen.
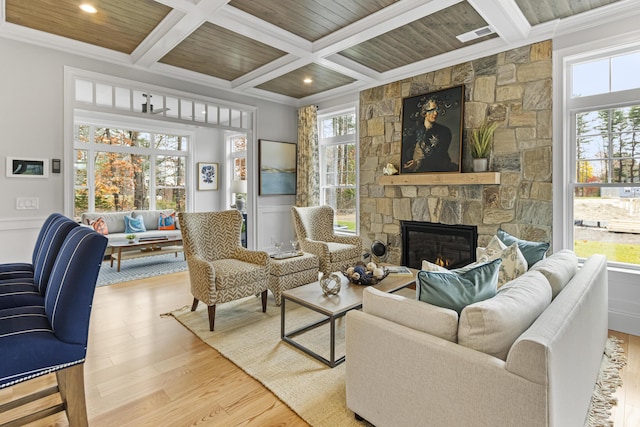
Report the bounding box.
[179,211,270,331]
[291,205,363,276]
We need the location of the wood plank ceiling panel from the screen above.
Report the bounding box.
[337,1,497,73]
[514,0,622,26]
[159,22,287,81]
[229,0,399,41]
[5,0,171,54]
[256,63,355,99]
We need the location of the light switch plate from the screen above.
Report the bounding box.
[16,197,39,210]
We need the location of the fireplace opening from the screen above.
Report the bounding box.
[401,221,478,270]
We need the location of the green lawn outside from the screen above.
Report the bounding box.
[574,240,640,265]
[337,220,356,233]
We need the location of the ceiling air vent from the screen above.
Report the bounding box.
[456,26,495,43]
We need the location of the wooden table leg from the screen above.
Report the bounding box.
[117,248,122,272]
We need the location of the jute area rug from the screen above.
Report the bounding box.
[169,296,626,427]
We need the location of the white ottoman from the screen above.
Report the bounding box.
[268,252,319,305]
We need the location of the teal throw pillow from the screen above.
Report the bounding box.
[497,229,549,267]
[124,215,146,234]
[417,258,502,314]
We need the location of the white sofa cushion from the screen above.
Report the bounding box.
[528,249,578,298]
[362,287,459,342]
[476,236,528,288]
[458,270,552,360]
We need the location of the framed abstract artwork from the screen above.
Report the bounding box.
[197,162,218,190]
[400,85,464,174]
[259,140,297,195]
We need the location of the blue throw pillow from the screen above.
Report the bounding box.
[417,258,502,314]
[124,215,146,234]
[497,229,549,267]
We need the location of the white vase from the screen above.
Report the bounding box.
[473,158,488,172]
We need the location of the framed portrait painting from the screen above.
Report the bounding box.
[259,140,297,195]
[400,85,464,174]
[197,162,218,190]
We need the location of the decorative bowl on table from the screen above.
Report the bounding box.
[343,261,388,286]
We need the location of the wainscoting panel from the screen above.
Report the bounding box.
[256,205,295,252]
[0,216,46,262]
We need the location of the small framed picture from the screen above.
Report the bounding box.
[197,162,218,190]
[6,157,49,178]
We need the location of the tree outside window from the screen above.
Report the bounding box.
[74,124,188,219]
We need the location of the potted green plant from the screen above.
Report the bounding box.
[470,120,499,172]
[126,233,137,243]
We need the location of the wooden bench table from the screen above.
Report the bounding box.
[108,237,184,272]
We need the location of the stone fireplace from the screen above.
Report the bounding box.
[401,221,477,270]
[358,40,553,265]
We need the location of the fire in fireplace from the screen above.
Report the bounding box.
[401,221,478,270]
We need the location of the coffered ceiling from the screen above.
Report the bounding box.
[0,0,637,106]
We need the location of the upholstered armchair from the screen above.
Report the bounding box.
[178,211,270,331]
[291,205,362,276]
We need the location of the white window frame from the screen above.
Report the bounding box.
[318,105,359,235]
[555,40,640,272]
[73,116,191,215]
[226,132,248,208]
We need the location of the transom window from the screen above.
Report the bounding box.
[572,51,640,98]
[318,109,358,234]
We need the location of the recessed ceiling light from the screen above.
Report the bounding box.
[303,78,313,84]
[79,4,98,14]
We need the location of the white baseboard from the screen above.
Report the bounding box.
[609,309,640,336]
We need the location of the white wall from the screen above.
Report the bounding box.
[0,37,296,261]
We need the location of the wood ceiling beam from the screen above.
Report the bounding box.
[231,55,310,91]
[467,0,531,43]
[312,0,463,58]
[210,6,312,59]
[229,0,462,97]
[132,0,230,67]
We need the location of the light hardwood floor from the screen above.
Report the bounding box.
[0,271,638,426]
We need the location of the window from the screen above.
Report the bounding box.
[567,49,640,268]
[571,51,640,98]
[318,109,358,234]
[73,124,188,219]
[230,134,247,181]
[228,133,248,207]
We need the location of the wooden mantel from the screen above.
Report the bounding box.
[378,172,500,186]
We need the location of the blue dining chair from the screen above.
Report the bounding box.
[0,225,107,426]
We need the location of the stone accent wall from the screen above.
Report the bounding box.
[359,40,553,264]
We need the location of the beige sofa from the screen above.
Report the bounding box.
[345,252,608,427]
[81,210,181,245]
